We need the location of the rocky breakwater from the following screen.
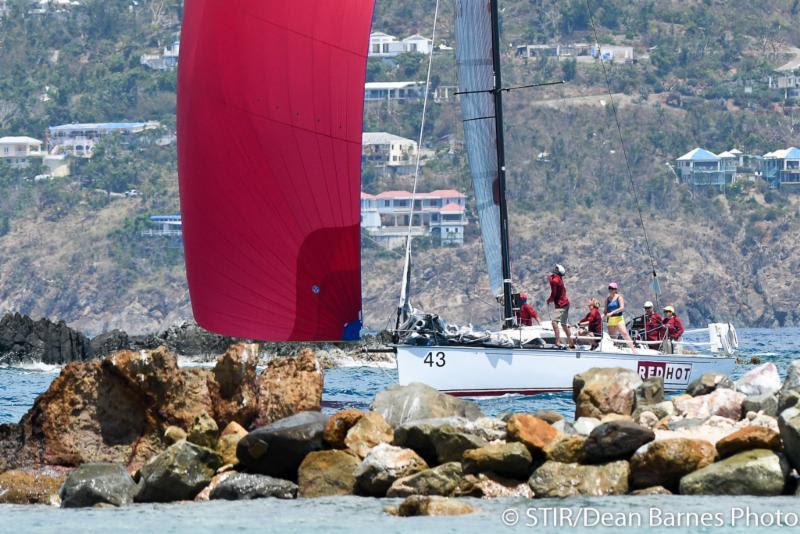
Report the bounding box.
[7,358,800,512]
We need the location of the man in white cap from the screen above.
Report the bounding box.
[642,301,663,343]
[547,264,572,348]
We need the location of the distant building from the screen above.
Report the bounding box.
[368,32,432,58]
[592,44,635,63]
[364,81,424,102]
[0,136,44,168]
[676,148,736,187]
[762,147,800,190]
[402,34,433,55]
[30,0,80,14]
[142,215,183,237]
[47,121,161,157]
[140,40,180,71]
[362,132,421,173]
[0,0,8,18]
[515,42,592,59]
[361,189,467,248]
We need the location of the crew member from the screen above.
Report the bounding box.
[547,264,573,349]
[604,282,636,353]
[662,306,685,341]
[577,298,602,349]
[515,293,541,326]
[642,301,663,343]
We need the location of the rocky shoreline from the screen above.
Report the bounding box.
[1,345,799,516]
[0,312,393,368]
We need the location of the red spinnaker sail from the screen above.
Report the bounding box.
[178,0,373,341]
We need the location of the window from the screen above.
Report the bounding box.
[372,44,380,53]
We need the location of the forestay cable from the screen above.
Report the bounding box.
[395,0,442,329]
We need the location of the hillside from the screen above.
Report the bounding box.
[0,0,799,335]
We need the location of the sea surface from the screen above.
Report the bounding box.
[0,328,799,533]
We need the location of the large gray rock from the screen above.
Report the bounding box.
[386,462,464,497]
[679,449,789,495]
[735,363,781,397]
[636,377,664,405]
[430,426,487,464]
[743,393,779,417]
[583,421,655,463]
[686,373,734,397]
[355,443,429,496]
[0,312,93,365]
[236,411,327,480]
[209,473,297,500]
[779,361,800,412]
[392,417,502,465]
[371,383,484,427]
[60,463,139,508]
[135,440,223,502]
[778,407,800,470]
[528,460,630,497]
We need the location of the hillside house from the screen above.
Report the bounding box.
[361,189,467,248]
[0,136,44,168]
[762,147,800,190]
[47,121,161,157]
[142,215,183,237]
[0,0,8,18]
[369,32,432,58]
[362,132,422,174]
[365,81,424,102]
[140,40,180,71]
[592,44,635,63]
[676,148,736,187]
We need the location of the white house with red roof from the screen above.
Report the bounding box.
[361,189,467,248]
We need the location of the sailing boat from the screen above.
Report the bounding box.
[393,0,737,395]
[176,0,737,396]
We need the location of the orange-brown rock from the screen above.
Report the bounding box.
[209,344,260,428]
[0,346,323,473]
[715,425,782,459]
[323,410,365,449]
[506,414,560,455]
[254,348,324,427]
[629,438,716,491]
[345,412,394,458]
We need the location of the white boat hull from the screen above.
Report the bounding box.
[396,345,736,396]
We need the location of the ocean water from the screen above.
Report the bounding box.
[0,328,799,533]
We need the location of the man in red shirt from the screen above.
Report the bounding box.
[643,301,663,343]
[662,306,685,341]
[547,264,572,348]
[515,293,541,326]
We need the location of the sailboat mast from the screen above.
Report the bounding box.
[489,0,514,328]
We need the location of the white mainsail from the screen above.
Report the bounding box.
[454,0,504,297]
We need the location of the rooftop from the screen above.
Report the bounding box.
[371,189,466,200]
[677,147,719,162]
[365,81,423,90]
[363,132,416,145]
[49,121,159,132]
[0,136,42,144]
[440,202,465,213]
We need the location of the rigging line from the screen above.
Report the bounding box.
[397,0,441,312]
[453,80,565,96]
[584,0,661,302]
